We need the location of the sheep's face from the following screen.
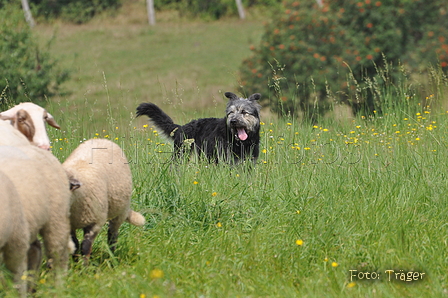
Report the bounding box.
[0,102,60,150]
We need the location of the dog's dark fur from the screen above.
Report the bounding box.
[136,92,261,163]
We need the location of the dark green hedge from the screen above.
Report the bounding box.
[0,5,69,109]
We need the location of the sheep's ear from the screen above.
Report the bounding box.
[44,111,60,129]
[16,109,35,142]
[225,92,239,101]
[248,93,261,101]
[69,177,82,191]
[17,109,29,122]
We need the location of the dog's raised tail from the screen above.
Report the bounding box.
[136,103,180,140]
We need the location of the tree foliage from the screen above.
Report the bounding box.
[3,0,280,23]
[0,5,69,109]
[238,0,448,120]
[29,0,121,23]
[154,0,282,20]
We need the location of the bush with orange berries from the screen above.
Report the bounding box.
[238,0,448,120]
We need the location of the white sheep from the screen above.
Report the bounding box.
[0,102,60,150]
[0,118,32,147]
[0,121,72,290]
[0,171,29,297]
[62,138,145,262]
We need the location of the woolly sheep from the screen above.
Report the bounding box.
[0,123,72,288]
[0,118,31,147]
[0,171,29,297]
[62,138,145,262]
[0,102,60,150]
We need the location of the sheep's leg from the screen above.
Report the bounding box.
[41,218,71,272]
[3,241,29,297]
[108,216,126,253]
[71,230,80,261]
[27,240,42,272]
[25,240,42,293]
[81,224,100,264]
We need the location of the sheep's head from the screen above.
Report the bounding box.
[0,102,60,150]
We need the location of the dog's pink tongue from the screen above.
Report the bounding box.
[237,128,248,141]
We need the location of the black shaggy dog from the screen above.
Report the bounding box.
[136,92,261,163]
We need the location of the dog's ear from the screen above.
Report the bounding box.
[225,92,239,101]
[248,93,261,101]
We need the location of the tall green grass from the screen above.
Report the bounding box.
[2,87,446,297]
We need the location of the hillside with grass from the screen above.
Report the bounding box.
[1,1,447,297]
[34,2,265,131]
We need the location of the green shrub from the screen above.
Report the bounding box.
[238,0,448,120]
[0,5,69,109]
[179,0,236,19]
[31,0,121,23]
[154,0,282,20]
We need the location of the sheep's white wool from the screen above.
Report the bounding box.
[0,123,71,293]
[0,120,30,147]
[0,171,29,297]
[63,138,145,261]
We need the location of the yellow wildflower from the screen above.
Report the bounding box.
[149,268,164,279]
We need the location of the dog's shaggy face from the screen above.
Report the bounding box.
[225,92,261,141]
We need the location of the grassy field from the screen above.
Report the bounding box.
[1,2,448,297]
[35,2,265,130]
